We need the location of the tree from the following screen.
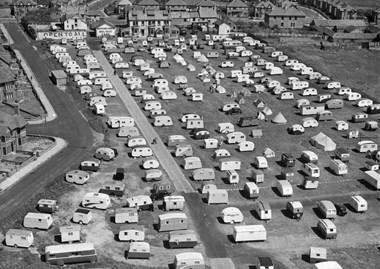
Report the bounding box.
[21,8,56,28]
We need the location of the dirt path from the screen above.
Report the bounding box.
[93,50,196,193]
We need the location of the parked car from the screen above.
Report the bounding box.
[335,203,347,216]
[226,107,242,115]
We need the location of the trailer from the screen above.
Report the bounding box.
[207,189,228,204]
[119,224,145,241]
[158,213,189,232]
[23,213,53,230]
[192,168,215,181]
[233,225,267,243]
[5,229,34,248]
[168,230,198,249]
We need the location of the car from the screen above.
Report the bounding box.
[114,168,125,180]
[335,203,347,216]
[226,107,242,115]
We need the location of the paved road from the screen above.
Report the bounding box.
[0,23,94,219]
[93,51,196,193]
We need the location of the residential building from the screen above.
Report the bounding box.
[126,8,171,37]
[254,0,276,19]
[214,21,233,35]
[373,7,380,25]
[137,0,160,10]
[63,16,88,30]
[264,6,306,28]
[0,66,16,102]
[166,0,187,12]
[12,0,38,19]
[226,0,249,18]
[297,0,356,20]
[86,10,104,22]
[0,109,27,158]
[93,20,116,37]
[115,0,132,14]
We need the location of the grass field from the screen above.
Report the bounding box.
[282,47,380,103]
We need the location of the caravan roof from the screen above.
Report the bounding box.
[159,213,187,221]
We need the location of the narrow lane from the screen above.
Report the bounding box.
[93,50,196,193]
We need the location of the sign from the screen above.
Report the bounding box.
[36,30,87,40]
[96,29,116,37]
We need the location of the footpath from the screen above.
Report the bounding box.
[0,137,67,192]
[0,24,57,124]
[93,50,196,193]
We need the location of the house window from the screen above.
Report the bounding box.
[281,16,284,20]
[281,23,284,27]
[295,17,297,20]
[291,23,295,27]
[68,232,73,236]
[2,147,6,156]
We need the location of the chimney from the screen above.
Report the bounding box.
[14,101,20,115]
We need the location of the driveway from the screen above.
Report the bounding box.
[93,50,195,193]
[0,23,94,219]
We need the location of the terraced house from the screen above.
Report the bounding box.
[0,110,27,158]
[297,0,356,19]
[226,0,249,18]
[0,66,16,102]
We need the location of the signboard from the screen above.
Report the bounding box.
[96,29,116,37]
[36,30,87,40]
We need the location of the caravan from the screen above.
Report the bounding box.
[255,201,272,221]
[207,189,228,204]
[82,193,110,210]
[115,208,138,224]
[119,225,145,241]
[153,115,173,127]
[168,230,198,249]
[126,195,153,211]
[174,253,205,269]
[349,195,367,213]
[220,157,241,171]
[233,225,267,243]
[221,207,244,224]
[226,132,246,144]
[192,168,215,181]
[107,116,134,128]
[131,146,153,158]
[6,229,34,248]
[23,213,53,230]
[158,213,189,232]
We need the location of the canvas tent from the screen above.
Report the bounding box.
[216,85,226,93]
[257,112,266,121]
[253,99,266,108]
[262,106,272,116]
[159,61,170,68]
[187,64,196,72]
[263,148,275,158]
[197,54,209,63]
[310,132,336,151]
[272,112,287,125]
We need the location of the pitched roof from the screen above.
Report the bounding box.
[138,0,159,6]
[255,0,275,8]
[0,66,16,84]
[118,0,132,5]
[0,110,27,135]
[365,24,380,34]
[92,20,115,29]
[227,0,248,8]
[332,32,377,40]
[13,0,37,6]
[86,10,104,16]
[166,0,186,6]
[311,19,367,28]
[197,0,215,7]
[271,112,287,124]
[128,9,171,21]
[266,6,305,17]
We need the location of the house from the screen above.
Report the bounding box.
[12,0,38,19]
[265,6,306,29]
[165,0,187,12]
[85,10,104,22]
[299,0,357,20]
[254,0,276,20]
[115,0,132,14]
[226,0,249,18]
[63,16,88,31]
[137,0,160,10]
[373,7,380,25]
[93,20,116,37]
[0,66,16,101]
[0,110,27,158]
[214,21,231,36]
[126,8,172,37]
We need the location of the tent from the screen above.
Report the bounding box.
[253,99,266,108]
[262,106,272,116]
[237,96,245,105]
[239,88,251,97]
[187,64,196,72]
[197,54,209,63]
[216,85,226,93]
[193,51,201,59]
[159,61,170,68]
[251,129,263,138]
[310,132,336,151]
[272,112,287,124]
[263,148,275,158]
[257,111,266,121]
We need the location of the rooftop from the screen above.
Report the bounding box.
[227,0,248,8]
[266,6,306,17]
[137,0,159,6]
[0,66,16,84]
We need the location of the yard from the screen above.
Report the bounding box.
[342,0,380,8]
